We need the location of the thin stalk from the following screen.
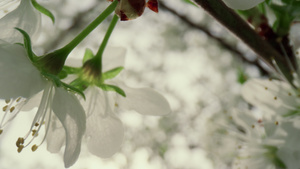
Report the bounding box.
[95,14,119,68]
[60,0,118,55]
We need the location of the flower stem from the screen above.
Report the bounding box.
[40,1,118,75]
[60,0,118,55]
[95,14,119,68]
[193,0,294,84]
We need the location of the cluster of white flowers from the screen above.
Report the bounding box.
[201,1,300,168]
[0,0,171,168]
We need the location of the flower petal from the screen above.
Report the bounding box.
[52,87,86,168]
[0,0,40,43]
[46,116,66,153]
[83,87,124,158]
[222,0,264,10]
[0,43,46,99]
[242,79,298,118]
[117,85,171,116]
[87,114,124,158]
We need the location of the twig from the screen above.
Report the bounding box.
[159,2,269,76]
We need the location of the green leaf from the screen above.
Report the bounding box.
[98,84,126,97]
[31,0,55,24]
[102,66,124,80]
[62,82,86,99]
[83,48,94,64]
[14,28,35,62]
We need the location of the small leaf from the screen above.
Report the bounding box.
[14,28,35,62]
[83,48,94,64]
[31,0,55,24]
[98,84,126,97]
[102,66,124,80]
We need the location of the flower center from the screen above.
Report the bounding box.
[15,82,54,153]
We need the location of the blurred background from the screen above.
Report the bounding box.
[0,0,266,168]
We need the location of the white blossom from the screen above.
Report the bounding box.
[0,0,40,43]
[0,42,86,168]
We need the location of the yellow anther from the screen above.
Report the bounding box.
[115,103,119,107]
[252,125,255,128]
[16,97,21,102]
[31,145,38,152]
[17,145,24,153]
[10,106,15,112]
[265,87,268,90]
[35,122,39,127]
[32,130,38,137]
[0,129,3,135]
[274,96,277,100]
[275,121,279,125]
[5,99,10,104]
[2,105,8,112]
[288,92,292,96]
[16,137,24,147]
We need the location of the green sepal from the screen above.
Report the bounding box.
[42,71,86,99]
[57,69,68,79]
[62,82,86,100]
[63,66,81,74]
[70,78,89,92]
[263,145,286,168]
[41,71,62,87]
[31,0,55,24]
[83,48,94,64]
[58,66,81,79]
[98,84,126,97]
[14,28,35,62]
[102,66,124,80]
[182,0,198,7]
[237,68,248,84]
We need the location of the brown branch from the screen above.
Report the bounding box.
[159,1,269,75]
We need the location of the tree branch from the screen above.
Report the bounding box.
[193,0,294,84]
[159,1,269,76]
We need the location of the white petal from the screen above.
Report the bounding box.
[0,0,40,43]
[242,79,298,118]
[52,87,86,168]
[46,115,66,153]
[0,43,46,99]
[290,23,300,51]
[84,87,124,158]
[102,47,126,72]
[223,0,264,10]
[117,85,171,116]
[86,114,124,158]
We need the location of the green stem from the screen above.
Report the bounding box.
[60,0,118,55]
[193,0,294,84]
[95,14,119,68]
